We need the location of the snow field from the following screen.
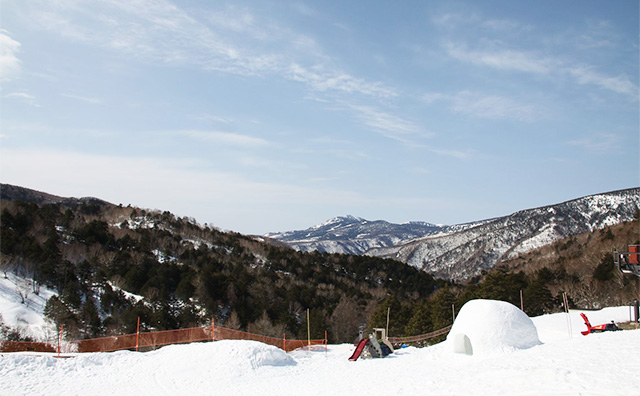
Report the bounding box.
[2,303,638,396]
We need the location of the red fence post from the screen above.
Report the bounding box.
[283,333,286,351]
[135,317,140,352]
[57,324,64,357]
[324,330,327,354]
[212,318,215,342]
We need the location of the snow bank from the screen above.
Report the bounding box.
[138,340,296,378]
[447,299,540,355]
[166,340,296,370]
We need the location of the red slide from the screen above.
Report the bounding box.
[348,338,369,361]
[580,313,592,335]
[580,312,619,335]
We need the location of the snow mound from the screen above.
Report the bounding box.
[149,340,296,372]
[447,299,541,356]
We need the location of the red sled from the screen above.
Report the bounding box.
[580,313,620,335]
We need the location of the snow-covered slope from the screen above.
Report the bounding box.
[0,273,57,341]
[265,215,444,255]
[2,306,637,396]
[366,188,640,281]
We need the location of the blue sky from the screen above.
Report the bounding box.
[1,0,638,234]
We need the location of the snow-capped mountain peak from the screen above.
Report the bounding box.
[265,215,445,255]
[267,188,640,281]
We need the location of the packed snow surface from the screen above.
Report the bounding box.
[2,306,639,395]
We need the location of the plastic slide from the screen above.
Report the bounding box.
[580,313,593,335]
[348,338,369,361]
[580,312,619,335]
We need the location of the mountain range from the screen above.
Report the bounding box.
[265,215,446,255]
[267,188,640,282]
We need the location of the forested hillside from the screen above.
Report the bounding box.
[0,189,440,343]
[499,217,640,309]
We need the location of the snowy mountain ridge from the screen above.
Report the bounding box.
[268,188,640,281]
[265,215,444,255]
[367,188,640,281]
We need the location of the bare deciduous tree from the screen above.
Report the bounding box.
[1,255,14,279]
[247,311,286,338]
[225,311,242,330]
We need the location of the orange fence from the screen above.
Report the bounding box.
[1,323,326,354]
[0,340,56,353]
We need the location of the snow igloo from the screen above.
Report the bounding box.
[446,299,541,356]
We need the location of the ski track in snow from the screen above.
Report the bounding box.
[1,306,639,396]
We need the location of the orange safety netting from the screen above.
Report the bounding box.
[0,340,56,353]
[1,324,326,354]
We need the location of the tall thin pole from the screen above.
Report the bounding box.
[307,309,311,349]
[57,324,64,357]
[520,289,524,312]
[324,330,328,355]
[386,306,390,336]
[451,304,456,323]
[563,292,572,339]
[136,317,140,351]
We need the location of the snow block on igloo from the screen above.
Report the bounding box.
[447,299,541,356]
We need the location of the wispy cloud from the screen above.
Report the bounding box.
[26,0,395,100]
[348,104,425,142]
[446,43,554,74]
[195,114,235,125]
[566,132,621,153]
[574,20,616,50]
[427,146,472,160]
[569,66,638,98]
[450,92,544,122]
[0,30,22,82]
[62,93,103,104]
[423,91,545,122]
[481,18,528,32]
[446,41,638,99]
[5,92,39,107]
[24,0,401,135]
[287,63,397,98]
[176,130,271,148]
